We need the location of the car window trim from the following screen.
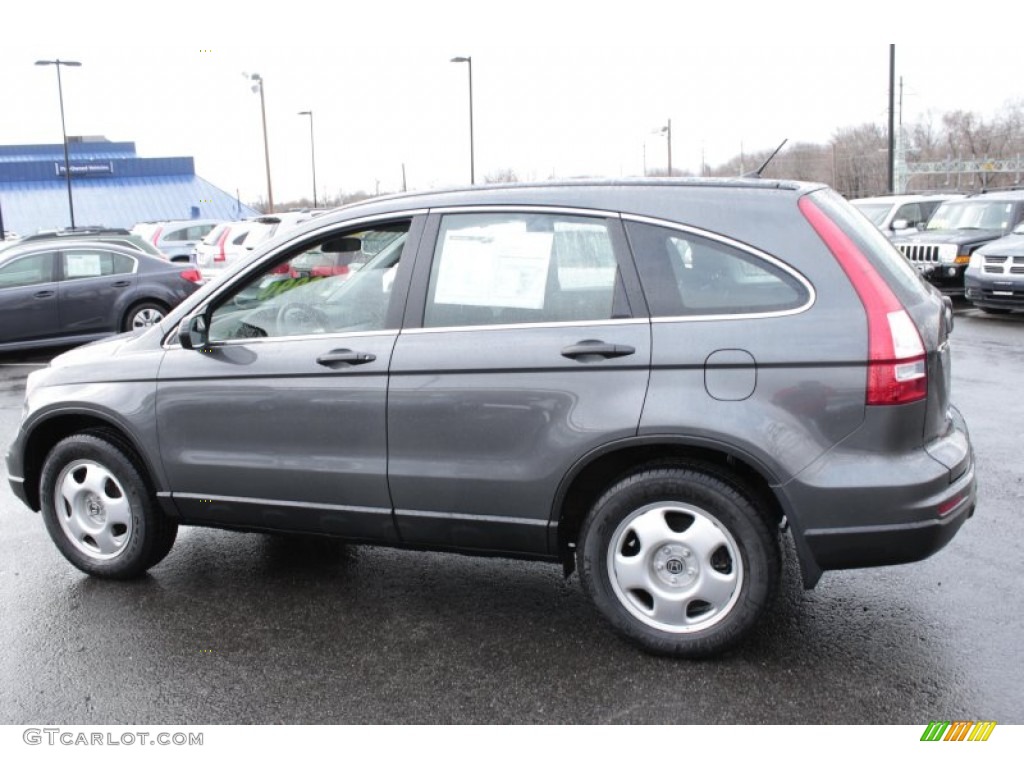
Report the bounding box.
[194,328,399,349]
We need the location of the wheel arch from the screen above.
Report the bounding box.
[550,436,822,588]
[20,411,164,514]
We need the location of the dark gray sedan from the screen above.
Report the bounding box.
[0,239,202,353]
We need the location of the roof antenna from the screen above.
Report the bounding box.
[745,139,788,178]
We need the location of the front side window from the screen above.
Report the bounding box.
[0,252,56,289]
[894,203,924,226]
[61,249,135,280]
[423,212,627,328]
[626,221,809,317]
[207,222,410,342]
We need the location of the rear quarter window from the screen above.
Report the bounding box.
[625,220,811,317]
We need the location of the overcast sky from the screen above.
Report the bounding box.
[3,3,1021,208]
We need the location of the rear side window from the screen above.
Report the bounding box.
[809,189,932,306]
[62,249,135,279]
[625,220,810,317]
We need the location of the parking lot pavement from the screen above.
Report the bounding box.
[0,312,1021,724]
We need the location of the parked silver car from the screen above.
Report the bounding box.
[6,180,976,658]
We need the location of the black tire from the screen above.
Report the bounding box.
[144,519,179,570]
[122,301,168,332]
[39,433,177,579]
[979,307,1011,315]
[578,462,780,658]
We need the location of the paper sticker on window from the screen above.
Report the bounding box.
[434,227,552,309]
[65,253,103,278]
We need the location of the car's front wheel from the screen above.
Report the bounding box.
[40,433,177,579]
[578,462,780,658]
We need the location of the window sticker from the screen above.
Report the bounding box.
[434,225,552,309]
[65,253,103,278]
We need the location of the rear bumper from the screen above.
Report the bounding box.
[786,406,977,583]
[801,469,974,572]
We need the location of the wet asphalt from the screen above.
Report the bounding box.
[0,309,1021,725]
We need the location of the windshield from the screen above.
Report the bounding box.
[926,200,1017,232]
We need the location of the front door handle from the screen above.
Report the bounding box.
[112,280,132,288]
[561,339,636,360]
[316,348,377,367]
[33,290,56,299]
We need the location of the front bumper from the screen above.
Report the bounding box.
[6,441,31,509]
[916,262,967,295]
[965,275,1024,310]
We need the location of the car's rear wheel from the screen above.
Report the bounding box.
[40,433,177,579]
[123,302,168,332]
[578,462,779,658]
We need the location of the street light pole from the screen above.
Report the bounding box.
[450,56,475,184]
[888,45,896,194]
[662,119,673,176]
[35,58,81,229]
[246,73,274,213]
[298,110,317,208]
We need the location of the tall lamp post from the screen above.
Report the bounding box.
[658,119,673,177]
[245,72,274,213]
[297,110,318,208]
[35,58,81,229]
[450,56,475,184]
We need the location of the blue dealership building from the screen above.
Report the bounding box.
[0,136,258,237]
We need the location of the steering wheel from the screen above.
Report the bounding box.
[275,303,331,336]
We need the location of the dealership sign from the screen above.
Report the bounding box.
[54,161,114,177]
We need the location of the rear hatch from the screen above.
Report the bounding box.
[804,190,952,445]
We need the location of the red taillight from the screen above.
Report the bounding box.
[179,268,203,283]
[214,228,229,262]
[799,197,927,406]
[151,226,164,246]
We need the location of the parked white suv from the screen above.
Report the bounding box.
[132,220,221,262]
[193,221,259,279]
[195,212,324,281]
[851,194,962,238]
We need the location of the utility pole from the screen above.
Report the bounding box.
[888,45,896,194]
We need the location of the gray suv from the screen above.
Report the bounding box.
[6,180,977,658]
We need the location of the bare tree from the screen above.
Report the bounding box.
[484,168,519,183]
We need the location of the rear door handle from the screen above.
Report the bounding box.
[561,340,636,360]
[33,290,55,299]
[316,349,377,367]
[112,280,132,288]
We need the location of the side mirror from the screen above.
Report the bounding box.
[891,219,910,231]
[178,312,210,350]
